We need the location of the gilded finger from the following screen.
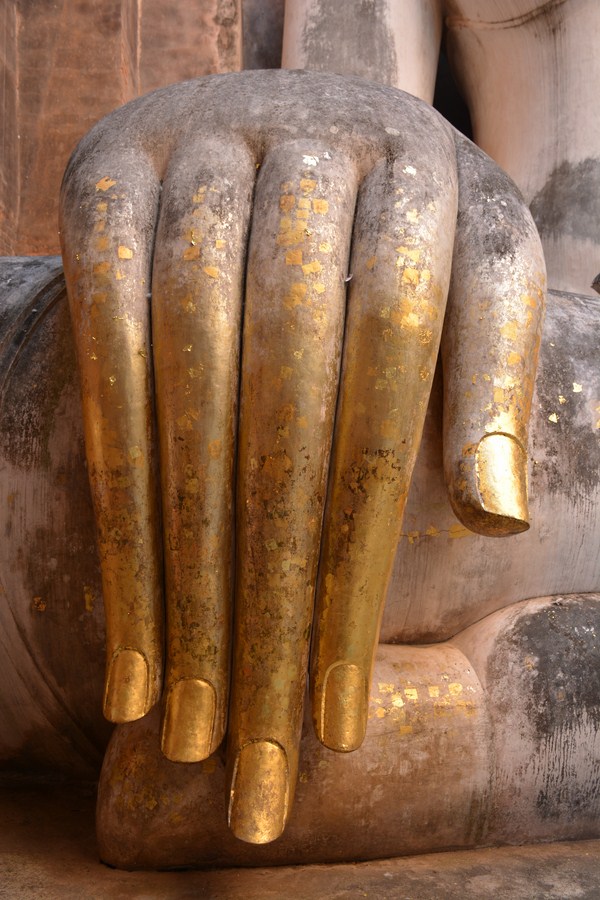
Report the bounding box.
[311,137,458,753]
[60,148,163,723]
[442,134,546,536]
[152,140,255,762]
[227,142,359,843]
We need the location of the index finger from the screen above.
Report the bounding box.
[60,147,163,722]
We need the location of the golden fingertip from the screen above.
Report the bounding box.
[104,648,150,723]
[317,661,368,752]
[475,432,529,535]
[228,740,289,844]
[161,678,217,762]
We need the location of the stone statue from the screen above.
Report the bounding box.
[0,0,599,870]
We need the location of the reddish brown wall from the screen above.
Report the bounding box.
[0,1,19,255]
[1,0,242,257]
[141,0,242,94]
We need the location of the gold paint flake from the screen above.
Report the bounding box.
[500,320,519,341]
[183,246,200,261]
[302,259,322,275]
[449,523,471,539]
[396,246,421,263]
[277,225,305,247]
[118,245,133,259]
[312,199,329,214]
[573,383,583,393]
[401,267,420,286]
[548,412,558,423]
[95,177,117,192]
[83,586,95,613]
[208,439,223,459]
[300,178,317,194]
[558,395,567,404]
[203,266,219,278]
[286,249,303,266]
[284,283,307,309]
[280,195,295,212]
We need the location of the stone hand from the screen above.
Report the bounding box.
[60,70,544,844]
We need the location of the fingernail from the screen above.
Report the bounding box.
[319,662,368,752]
[161,678,217,762]
[228,740,289,843]
[104,648,150,722]
[475,433,529,534]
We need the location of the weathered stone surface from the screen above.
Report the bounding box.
[93,594,600,869]
[0,257,109,779]
[2,780,600,897]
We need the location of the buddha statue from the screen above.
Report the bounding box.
[0,0,598,869]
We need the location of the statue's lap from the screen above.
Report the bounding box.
[0,257,599,862]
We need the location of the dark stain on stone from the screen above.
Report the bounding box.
[512,597,600,738]
[487,595,600,822]
[454,134,532,265]
[531,291,600,500]
[530,158,600,244]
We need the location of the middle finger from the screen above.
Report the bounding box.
[227,141,358,843]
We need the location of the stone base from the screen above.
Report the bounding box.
[1,780,599,899]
